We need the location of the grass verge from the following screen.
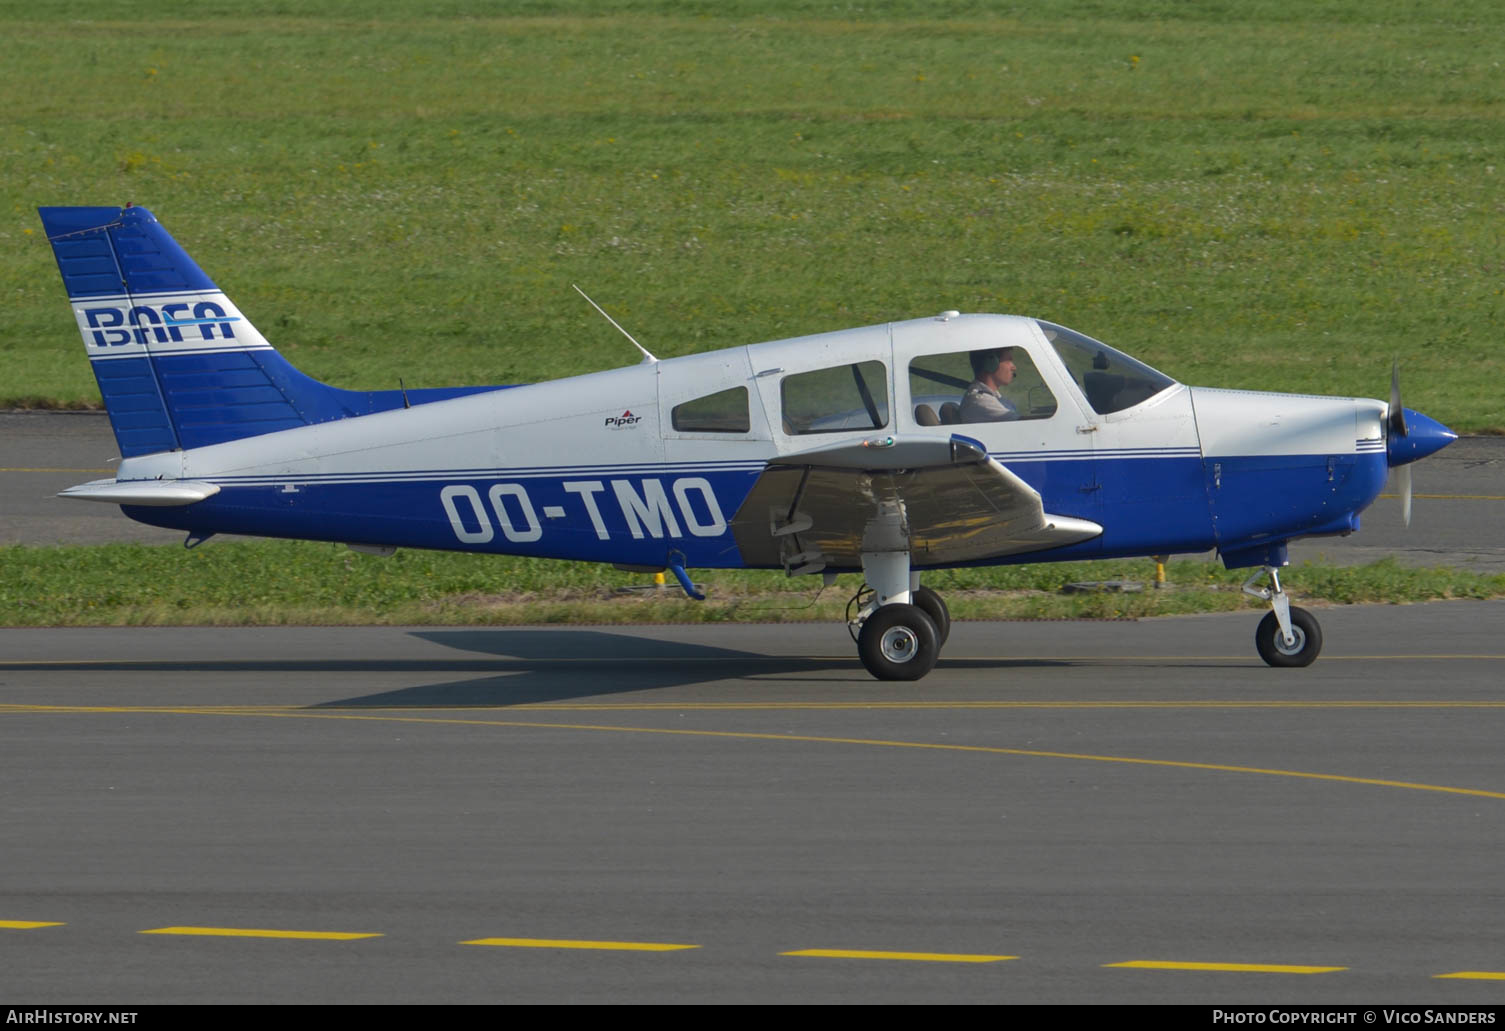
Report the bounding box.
[3,540,1502,627]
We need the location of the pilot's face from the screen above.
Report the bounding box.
[994,355,1016,387]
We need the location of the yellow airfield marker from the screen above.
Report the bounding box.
[461,937,698,952]
[1107,960,1345,974]
[0,920,65,929]
[1435,971,1505,981]
[784,948,1016,963]
[140,926,381,941]
[0,467,113,474]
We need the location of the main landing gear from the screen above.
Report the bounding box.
[1243,564,1323,668]
[847,552,951,681]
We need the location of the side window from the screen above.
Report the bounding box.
[908,348,1057,426]
[780,360,889,435]
[1040,320,1174,415]
[671,386,751,433]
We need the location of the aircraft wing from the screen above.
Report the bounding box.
[729,434,1102,572]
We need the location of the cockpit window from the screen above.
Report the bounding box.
[1039,320,1175,415]
[780,360,889,435]
[908,348,1057,426]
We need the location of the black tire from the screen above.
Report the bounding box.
[912,586,951,647]
[1255,606,1323,668]
[857,604,940,681]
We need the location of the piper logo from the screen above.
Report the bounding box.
[604,409,642,429]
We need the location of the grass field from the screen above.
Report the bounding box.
[2,540,1502,627]
[5,0,1503,428]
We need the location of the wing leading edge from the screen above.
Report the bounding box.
[729,433,1102,573]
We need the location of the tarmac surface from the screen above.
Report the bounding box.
[4,412,1505,1004]
[5,614,1505,1004]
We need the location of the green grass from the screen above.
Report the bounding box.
[2,540,1501,627]
[4,1,1503,428]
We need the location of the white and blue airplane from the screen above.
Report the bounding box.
[39,204,1456,680]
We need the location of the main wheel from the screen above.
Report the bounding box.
[912,586,951,647]
[1255,606,1323,668]
[857,603,940,681]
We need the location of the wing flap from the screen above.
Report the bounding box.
[731,434,1101,571]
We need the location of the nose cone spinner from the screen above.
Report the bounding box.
[1387,408,1457,468]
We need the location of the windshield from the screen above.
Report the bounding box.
[1038,320,1176,415]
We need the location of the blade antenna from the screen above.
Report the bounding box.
[573,284,657,364]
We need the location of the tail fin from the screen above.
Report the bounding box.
[38,205,494,458]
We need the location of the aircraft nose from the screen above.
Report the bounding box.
[1387,408,1457,467]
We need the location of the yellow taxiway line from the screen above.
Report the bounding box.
[0,920,65,929]
[140,926,381,941]
[783,948,1015,963]
[8,703,1505,801]
[1106,960,1346,974]
[461,937,697,952]
[11,698,1505,714]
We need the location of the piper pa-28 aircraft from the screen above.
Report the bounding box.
[39,204,1457,680]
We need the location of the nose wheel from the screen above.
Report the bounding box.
[1255,607,1322,667]
[1244,565,1323,668]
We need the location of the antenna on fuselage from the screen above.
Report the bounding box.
[572,284,658,364]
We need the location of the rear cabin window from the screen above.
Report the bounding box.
[907,348,1057,426]
[671,386,751,433]
[780,361,889,435]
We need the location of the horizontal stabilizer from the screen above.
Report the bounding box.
[59,479,221,507]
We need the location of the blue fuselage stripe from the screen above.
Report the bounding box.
[121,451,1391,571]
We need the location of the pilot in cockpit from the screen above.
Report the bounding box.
[959,347,1020,422]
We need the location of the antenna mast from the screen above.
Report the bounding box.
[572,284,658,364]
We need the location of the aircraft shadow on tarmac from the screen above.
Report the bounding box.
[306,628,1071,707]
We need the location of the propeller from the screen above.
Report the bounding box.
[1388,360,1412,527]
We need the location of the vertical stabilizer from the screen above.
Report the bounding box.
[38,205,499,458]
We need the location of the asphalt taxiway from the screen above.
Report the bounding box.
[5,610,1505,1004]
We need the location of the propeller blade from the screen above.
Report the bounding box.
[1398,462,1413,528]
[1389,360,1408,438]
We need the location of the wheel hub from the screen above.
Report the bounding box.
[1275,626,1306,655]
[879,625,919,663]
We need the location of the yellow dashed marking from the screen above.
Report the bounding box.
[0,920,65,929]
[140,926,380,941]
[461,937,697,952]
[1435,971,1505,980]
[1107,960,1345,974]
[784,948,1015,963]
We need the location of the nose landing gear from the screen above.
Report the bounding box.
[1243,565,1323,668]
